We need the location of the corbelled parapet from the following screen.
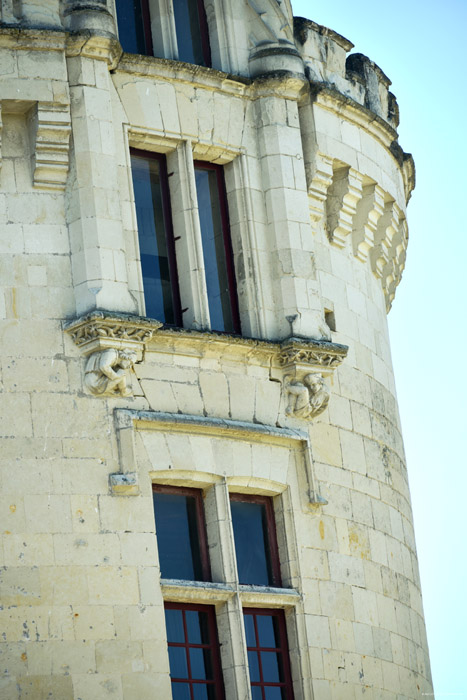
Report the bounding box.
[294,17,399,130]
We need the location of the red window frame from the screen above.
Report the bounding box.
[153,484,211,582]
[193,161,241,335]
[229,493,282,588]
[130,148,183,327]
[165,602,225,700]
[243,608,295,700]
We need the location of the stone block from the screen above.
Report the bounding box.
[15,675,74,700]
[87,566,140,606]
[71,674,123,700]
[27,640,96,676]
[73,606,116,641]
[40,566,89,606]
[95,640,144,674]
[328,552,365,587]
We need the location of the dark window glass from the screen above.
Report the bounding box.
[194,163,240,334]
[131,150,181,325]
[153,486,210,581]
[165,603,224,700]
[243,610,294,700]
[174,0,211,66]
[230,495,281,587]
[116,0,152,55]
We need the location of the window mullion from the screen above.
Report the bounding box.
[167,142,211,330]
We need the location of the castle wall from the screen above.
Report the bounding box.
[0,1,430,698]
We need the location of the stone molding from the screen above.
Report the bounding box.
[111,408,328,509]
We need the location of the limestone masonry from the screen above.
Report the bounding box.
[0,0,432,698]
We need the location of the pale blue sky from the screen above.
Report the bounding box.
[291,0,467,695]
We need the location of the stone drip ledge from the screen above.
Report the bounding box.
[160,578,301,607]
[111,408,328,511]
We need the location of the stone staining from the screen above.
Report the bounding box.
[0,1,432,699]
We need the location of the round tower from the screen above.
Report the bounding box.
[0,1,431,698]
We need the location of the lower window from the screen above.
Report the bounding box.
[243,609,294,700]
[165,603,225,700]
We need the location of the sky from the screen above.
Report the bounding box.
[291,0,467,695]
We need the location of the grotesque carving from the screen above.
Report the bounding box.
[285,373,330,420]
[84,348,137,397]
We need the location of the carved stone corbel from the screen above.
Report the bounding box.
[308,152,333,228]
[32,101,72,191]
[64,311,162,398]
[274,337,348,421]
[326,166,363,248]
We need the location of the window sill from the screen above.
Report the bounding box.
[160,578,236,603]
[238,585,300,608]
[160,579,301,608]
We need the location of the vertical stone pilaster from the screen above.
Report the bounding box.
[67,54,136,314]
[254,76,328,341]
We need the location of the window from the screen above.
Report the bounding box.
[130,150,241,334]
[152,483,298,698]
[243,609,294,700]
[173,0,211,66]
[230,494,282,587]
[116,0,211,67]
[165,603,225,699]
[130,149,182,325]
[116,0,153,55]
[194,162,240,334]
[153,485,211,581]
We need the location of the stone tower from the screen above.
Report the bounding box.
[0,1,432,698]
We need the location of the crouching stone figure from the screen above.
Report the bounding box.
[84,348,137,397]
[285,373,330,420]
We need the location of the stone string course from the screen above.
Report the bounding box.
[0,1,431,699]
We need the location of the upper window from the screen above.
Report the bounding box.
[153,485,211,581]
[194,162,240,334]
[130,149,182,325]
[116,0,153,55]
[130,150,241,334]
[174,0,211,66]
[116,0,211,66]
[230,494,282,587]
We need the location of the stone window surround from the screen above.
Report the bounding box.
[111,408,315,699]
[125,126,265,338]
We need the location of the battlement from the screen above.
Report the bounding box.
[294,17,399,130]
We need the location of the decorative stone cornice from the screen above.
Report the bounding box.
[64,311,162,356]
[276,337,348,372]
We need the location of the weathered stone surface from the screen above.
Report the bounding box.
[0,2,430,698]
